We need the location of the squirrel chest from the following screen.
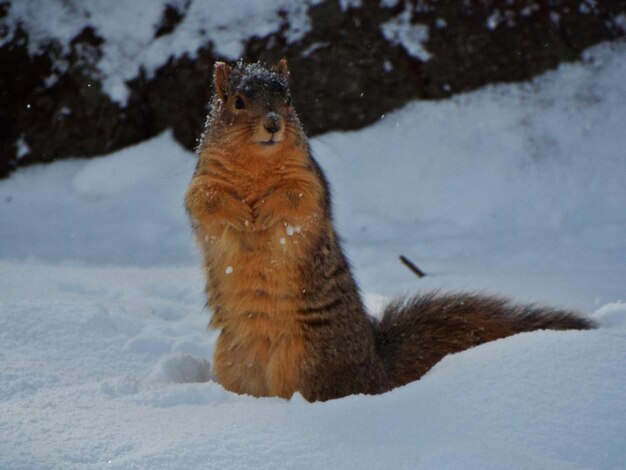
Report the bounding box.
[187,140,325,398]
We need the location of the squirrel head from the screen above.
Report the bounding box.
[207,59,300,151]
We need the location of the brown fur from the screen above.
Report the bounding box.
[185,60,594,402]
[374,293,594,388]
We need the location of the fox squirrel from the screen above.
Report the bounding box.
[185,59,594,402]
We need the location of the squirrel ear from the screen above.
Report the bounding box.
[275,58,290,80]
[213,62,230,99]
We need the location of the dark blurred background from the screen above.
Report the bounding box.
[1,0,625,178]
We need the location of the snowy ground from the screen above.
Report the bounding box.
[1,41,625,469]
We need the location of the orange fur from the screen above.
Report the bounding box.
[186,121,324,396]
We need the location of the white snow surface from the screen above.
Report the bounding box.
[380,7,431,61]
[1,41,626,469]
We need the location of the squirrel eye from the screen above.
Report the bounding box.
[234,96,245,109]
[285,95,292,106]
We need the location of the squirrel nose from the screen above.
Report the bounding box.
[263,112,282,134]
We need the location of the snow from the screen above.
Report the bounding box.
[1,40,626,469]
[15,136,30,159]
[1,0,321,104]
[380,7,432,62]
[614,14,626,33]
[338,0,362,12]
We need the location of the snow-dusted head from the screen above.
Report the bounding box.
[203,59,302,151]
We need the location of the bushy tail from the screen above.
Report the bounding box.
[373,292,595,388]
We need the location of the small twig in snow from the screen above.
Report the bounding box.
[399,255,426,278]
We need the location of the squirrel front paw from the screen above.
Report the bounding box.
[254,210,277,231]
[185,184,254,232]
[220,196,255,232]
[253,195,283,231]
[253,189,313,231]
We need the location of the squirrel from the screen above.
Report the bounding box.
[184,59,594,402]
